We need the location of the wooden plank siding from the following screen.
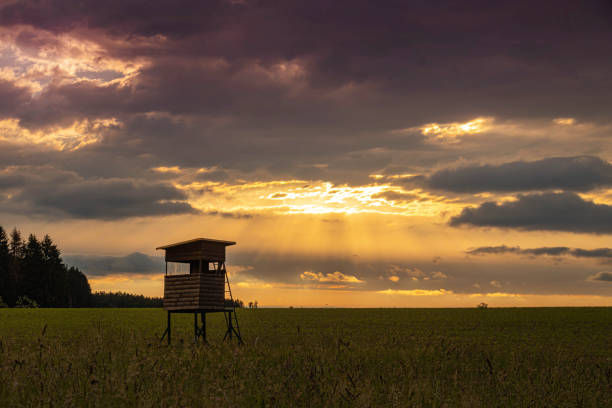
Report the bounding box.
[163,272,225,311]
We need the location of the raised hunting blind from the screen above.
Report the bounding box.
[157,238,242,344]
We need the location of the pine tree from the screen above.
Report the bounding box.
[9,228,24,259]
[22,234,45,305]
[41,235,65,306]
[0,226,10,305]
[41,235,61,265]
[66,266,91,307]
[7,228,24,305]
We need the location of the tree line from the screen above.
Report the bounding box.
[90,291,162,307]
[0,226,164,308]
[0,226,91,307]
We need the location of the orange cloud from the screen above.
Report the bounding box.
[300,270,364,283]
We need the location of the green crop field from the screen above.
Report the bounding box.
[0,308,610,407]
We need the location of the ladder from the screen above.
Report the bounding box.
[221,261,243,344]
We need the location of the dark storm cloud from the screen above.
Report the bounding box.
[2,0,612,129]
[466,245,612,260]
[64,252,164,276]
[0,172,27,189]
[17,81,131,130]
[427,156,612,193]
[586,271,612,282]
[467,245,562,256]
[1,1,612,216]
[0,0,227,37]
[450,192,612,233]
[5,177,199,219]
[0,79,29,117]
[571,248,612,258]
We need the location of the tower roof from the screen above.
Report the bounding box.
[156,237,236,250]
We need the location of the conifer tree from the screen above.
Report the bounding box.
[41,235,61,265]
[41,235,65,306]
[9,228,24,259]
[0,226,10,304]
[8,228,24,305]
[66,266,91,307]
[22,234,45,305]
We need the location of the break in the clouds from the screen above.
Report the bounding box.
[426,156,612,193]
[451,192,612,234]
[466,245,612,261]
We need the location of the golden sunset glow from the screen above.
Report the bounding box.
[0,27,144,86]
[152,166,182,174]
[419,117,493,143]
[177,179,455,217]
[553,117,576,126]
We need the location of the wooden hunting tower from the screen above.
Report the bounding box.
[157,238,242,344]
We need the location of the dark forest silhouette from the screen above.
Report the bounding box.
[0,225,91,307]
[90,291,162,307]
[0,225,163,308]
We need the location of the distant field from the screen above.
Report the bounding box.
[0,308,610,407]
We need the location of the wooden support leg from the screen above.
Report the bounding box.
[167,311,171,345]
[201,312,206,344]
[193,311,207,344]
[228,311,233,340]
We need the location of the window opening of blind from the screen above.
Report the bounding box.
[166,261,190,275]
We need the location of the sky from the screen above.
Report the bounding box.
[0,0,611,307]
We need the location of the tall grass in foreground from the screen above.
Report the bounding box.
[0,308,610,407]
